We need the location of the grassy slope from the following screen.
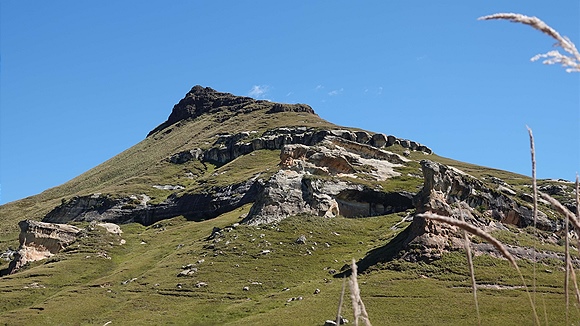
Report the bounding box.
[0,110,336,252]
[0,207,575,325]
[1,107,575,325]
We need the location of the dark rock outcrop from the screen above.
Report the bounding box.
[169,149,203,164]
[147,86,316,137]
[267,103,315,114]
[44,194,122,224]
[43,179,263,226]
[336,189,414,218]
[133,179,262,226]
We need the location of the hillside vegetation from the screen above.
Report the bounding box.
[0,86,576,325]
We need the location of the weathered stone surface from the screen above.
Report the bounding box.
[413,160,555,230]
[7,220,82,274]
[169,148,203,164]
[242,141,414,225]
[169,126,432,166]
[336,189,414,218]
[370,133,387,148]
[355,131,371,144]
[44,194,122,224]
[296,235,307,244]
[242,170,343,225]
[403,160,556,262]
[95,222,123,235]
[539,184,567,196]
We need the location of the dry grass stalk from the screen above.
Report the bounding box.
[563,174,578,322]
[349,259,371,326]
[458,207,480,325]
[572,175,580,319]
[576,174,580,228]
[527,126,538,307]
[478,13,580,72]
[419,213,518,267]
[539,192,580,234]
[576,174,580,220]
[568,258,580,308]
[565,189,571,322]
[335,277,346,326]
[419,213,541,325]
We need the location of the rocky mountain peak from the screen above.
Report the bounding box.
[147,85,316,137]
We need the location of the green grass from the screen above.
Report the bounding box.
[0,207,576,325]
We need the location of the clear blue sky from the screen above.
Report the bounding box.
[1,1,579,204]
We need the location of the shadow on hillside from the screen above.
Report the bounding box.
[335,224,413,278]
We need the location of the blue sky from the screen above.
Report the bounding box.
[1,1,579,204]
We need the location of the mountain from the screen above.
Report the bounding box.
[0,86,577,325]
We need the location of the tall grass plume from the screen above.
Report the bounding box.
[478,13,580,72]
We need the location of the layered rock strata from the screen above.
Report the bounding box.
[174,127,432,166]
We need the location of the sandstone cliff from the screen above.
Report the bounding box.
[7,220,82,274]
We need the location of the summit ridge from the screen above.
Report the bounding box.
[147,85,316,136]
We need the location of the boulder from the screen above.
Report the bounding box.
[169,148,203,164]
[370,133,387,148]
[354,131,371,144]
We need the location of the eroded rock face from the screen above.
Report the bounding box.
[243,170,345,225]
[401,160,557,262]
[43,179,262,226]
[242,140,415,225]
[413,160,555,230]
[165,126,432,167]
[44,131,418,227]
[7,220,82,274]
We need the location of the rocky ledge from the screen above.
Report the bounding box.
[170,126,432,166]
[42,131,421,226]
